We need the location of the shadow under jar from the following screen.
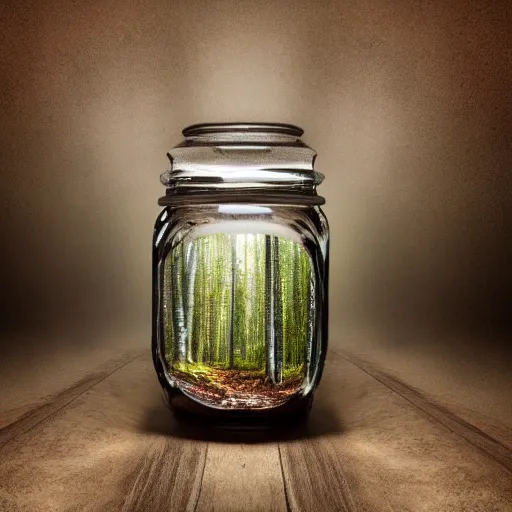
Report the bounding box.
[152,123,329,428]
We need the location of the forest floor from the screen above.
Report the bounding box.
[172,366,304,408]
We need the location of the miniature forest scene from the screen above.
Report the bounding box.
[163,232,315,409]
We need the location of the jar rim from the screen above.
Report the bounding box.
[182,122,304,137]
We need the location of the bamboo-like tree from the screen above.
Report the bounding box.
[185,241,197,364]
[264,235,273,379]
[273,237,283,384]
[228,235,236,369]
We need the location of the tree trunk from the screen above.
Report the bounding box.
[176,243,187,362]
[186,241,198,363]
[241,235,248,360]
[273,237,283,384]
[192,238,204,364]
[291,242,301,368]
[265,235,273,379]
[229,235,236,369]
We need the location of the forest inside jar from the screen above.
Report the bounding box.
[153,123,329,418]
[162,225,317,409]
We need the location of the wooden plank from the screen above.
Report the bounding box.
[338,350,512,473]
[0,355,207,512]
[279,438,356,512]
[2,345,512,511]
[279,352,512,511]
[120,437,205,512]
[196,443,287,512]
[0,349,147,448]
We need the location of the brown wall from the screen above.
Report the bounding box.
[1,0,510,337]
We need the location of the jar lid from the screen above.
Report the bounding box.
[159,122,325,206]
[182,122,304,138]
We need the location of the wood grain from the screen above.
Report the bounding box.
[336,349,512,472]
[0,355,206,512]
[1,348,511,511]
[280,353,512,511]
[120,437,205,512]
[0,349,147,448]
[196,443,287,512]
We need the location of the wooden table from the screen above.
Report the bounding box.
[1,348,511,511]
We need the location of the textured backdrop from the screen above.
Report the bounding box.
[1,0,510,427]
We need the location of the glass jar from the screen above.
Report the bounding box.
[152,123,329,427]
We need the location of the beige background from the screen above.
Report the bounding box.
[1,1,511,426]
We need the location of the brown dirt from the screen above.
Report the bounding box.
[172,368,304,409]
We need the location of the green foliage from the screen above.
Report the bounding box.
[163,232,312,385]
